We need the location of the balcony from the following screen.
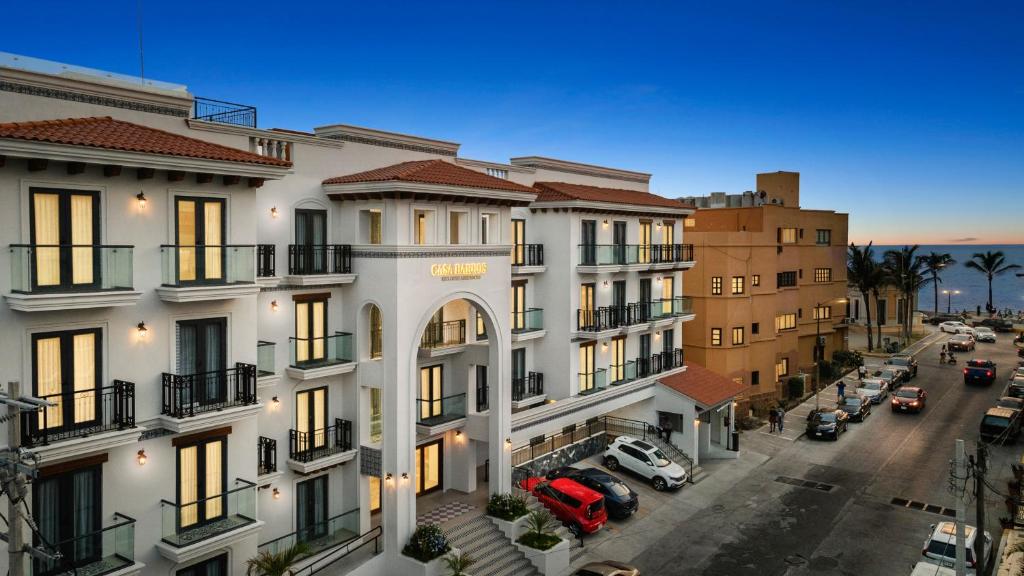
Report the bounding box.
[160,363,260,433]
[417,393,467,435]
[650,243,695,268]
[6,244,141,311]
[256,244,279,287]
[511,243,545,274]
[286,332,356,380]
[193,96,257,128]
[420,319,467,357]
[578,306,632,334]
[609,360,637,386]
[256,340,279,387]
[258,508,359,559]
[157,245,259,302]
[20,381,138,463]
[285,244,355,286]
[511,308,545,342]
[578,368,608,396]
[511,372,545,409]
[34,513,138,576]
[577,244,695,272]
[287,418,355,474]
[258,436,277,476]
[157,479,261,563]
[635,348,685,379]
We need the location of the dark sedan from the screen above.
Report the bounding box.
[839,395,871,422]
[546,467,639,519]
[806,409,849,440]
[885,354,918,378]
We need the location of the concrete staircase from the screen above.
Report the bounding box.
[443,515,540,576]
[644,435,704,482]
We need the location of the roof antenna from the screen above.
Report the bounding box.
[136,0,145,83]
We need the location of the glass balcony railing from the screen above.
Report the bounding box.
[421,320,466,349]
[257,341,275,376]
[160,479,257,547]
[417,393,467,426]
[160,245,255,287]
[257,508,360,558]
[289,418,354,463]
[9,244,133,293]
[511,308,543,334]
[21,380,135,447]
[33,513,136,576]
[609,360,637,385]
[289,332,354,369]
[161,363,257,419]
[577,244,694,266]
[578,368,608,395]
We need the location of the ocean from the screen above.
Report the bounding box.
[868,244,1024,314]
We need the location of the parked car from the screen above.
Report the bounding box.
[995,396,1024,412]
[855,380,889,404]
[603,436,688,491]
[980,406,1021,443]
[1010,367,1024,381]
[886,354,919,378]
[1005,379,1024,399]
[964,359,997,386]
[522,477,608,534]
[575,561,641,576]
[911,562,955,576]
[975,317,1015,333]
[948,334,976,352]
[838,395,871,422]
[805,408,848,440]
[940,321,975,335]
[974,326,997,343]
[874,366,908,387]
[891,387,927,413]
[921,521,991,575]
[546,467,639,519]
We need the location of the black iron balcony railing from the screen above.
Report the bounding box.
[161,363,257,418]
[9,244,134,294]
[193,96,257,128]
[257,244,276,277]
[289,418,353,463]
[34,513,137,576]
[288,244,352,275]
[577,304,646,331]
[421,319,466,349]
[258,436,277,476]
[512,244,544,267]
[635,348,685,379]
[651,243,695,263]
[21,381,135,447]
[512,372,544,402]
[417,393,467,426]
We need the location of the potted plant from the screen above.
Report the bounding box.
[442,550,475,576]
[486,493,530,539]
[514,510,570,575]
[402,523,453,575]
[246,543,310,576]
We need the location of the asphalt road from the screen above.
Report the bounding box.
[625,333,1023,576]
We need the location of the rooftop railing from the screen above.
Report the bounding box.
[193,96,257,128]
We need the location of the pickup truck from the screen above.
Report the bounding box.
[964,359,996,386]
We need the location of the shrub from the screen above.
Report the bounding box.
[787,376,804,399]
[246,543,310,576]
[517,509,561,551]
[402,523,450,563]
[486,493,529,521]
[832,349,863,370]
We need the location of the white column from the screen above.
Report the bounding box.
[448,434,477,493]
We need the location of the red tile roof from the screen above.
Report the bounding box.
[0,117,291,167]
[323,159,537,194]
[659,362,749,407]
[533,181,688,209]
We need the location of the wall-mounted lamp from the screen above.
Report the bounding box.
[136,450,147,466]
[656,222,663,229]
[654,331,662,339]
[271,300,280,312]
[601,342,609,352]
[505,438,512,448]
[602,220,609,229]
[272,396,280,405]
[136,322,148,339]
[272,487,281,500]
[602,280,609,287]
[136,191,147,209]
[655,276,663,283]
[401,472,410,482]
[270,206,279,219]
[455,430,462,438]
[385,472,393,482]
[694,418,701,426]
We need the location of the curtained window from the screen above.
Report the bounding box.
[419,365,443,420]
[369,305,382,359]
[296,387,327,453]
[178,437,226,528]
[175,197,225,284]
[33,465,101,576]
[32,329,100,433]
[30,188,99,290]
[296,475,329,541]
[176,319,226,406]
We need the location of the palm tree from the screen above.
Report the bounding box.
[848,243,882,351]
[246,543,310,576]
[964,251,1021,312]
[442,550,476,576]
[920,252,956,316]
[883,245,932,344]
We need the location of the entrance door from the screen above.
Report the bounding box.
[177,436,226,529]
[296,387,327,455]
[176,318,227,407]
[296,475,329,542]
[33,465,101,576]
[415,439,443,495]
[580,220,597,265]
[419,365,443,420]
[30,188,99,291]
[175,197,225,284]
[613,221,626,264]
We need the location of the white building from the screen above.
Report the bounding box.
[0,53,745,576]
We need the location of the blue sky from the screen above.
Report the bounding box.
[4,1,1022,244]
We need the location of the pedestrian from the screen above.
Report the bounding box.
[857,363,867,380]
[777,406,786,433]
[768,408,778,433]
[837,380,846,401]
[663,418,673,444]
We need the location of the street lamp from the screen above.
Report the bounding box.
[815,297,848,410]
[942,289,960,314]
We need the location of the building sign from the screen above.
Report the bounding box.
[430,262,488,280]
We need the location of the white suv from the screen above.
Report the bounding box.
[602,436,688,491]
[921,521,990,575]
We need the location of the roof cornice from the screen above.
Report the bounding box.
[187,120,344,149]
[0,67,193,117]
[314,124,460,156]
[455,157,535,174]
[530,199,693,216]
[324,180,537,205]
[509,156,650,184]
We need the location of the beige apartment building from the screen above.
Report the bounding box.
[680,172,849,409]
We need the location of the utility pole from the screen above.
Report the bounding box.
[955,439,966,576]
[6,381,25,576]
[973,443,987,573]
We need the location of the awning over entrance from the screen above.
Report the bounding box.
[658,361,749,410]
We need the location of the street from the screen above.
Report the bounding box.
[582,331,1023,576]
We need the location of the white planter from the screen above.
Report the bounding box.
[488,514,530,540]
[400,546,460,576]
[514,537,570,575]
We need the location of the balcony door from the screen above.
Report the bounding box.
[512,348,526,381]
[295,297,327,365]
[177,436,226,529]
[296,387,327,454]
[613,221,626,264]
[177,318,227,407]
[638,221,652,263]
[580,283,595,328]
[295,209,327,273]
[512,219,526,265]
[639,278,652,322]
[175,197,225,285]
[611,336,626,382]
[33,464,101,576]
[580,220,596,265]
[30,188,99,291]
[415,439,443,495]
[662,276,675,315]
[31,328,101,437]
[579,342,596,393]
[419,365,443,420]
[663,329,675,353]
[511,282,526,331]
[296,475,328,542]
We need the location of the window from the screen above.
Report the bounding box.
[638,221,652,263]
[295,296,328,366]
[368,305,382,359]
[813,305,832,320]
[775,313,797,331]
[485,167,508,179]
[814,268,833,283]
[579,283,595,328]
[661,275,674,314]
[580,220,597,265]
[662,221,674,245]
[731,276,745,295]
[177,436,226,529]
[449,211,466,244]
[296,475,328,542]
[414,210,431,245]
[511,282,526,331]
[31,328,101,436]
[775,358,789,382]
[752,322,760,335]
[711,328,722,346]
[711,276,722,295]
[33,464,101,576]
[778,227,797,244]
[368,209,382,244]
[476,365,488,412]
[662,328,675,352]
[369,475,381,513]
[369,388,382,443]
[476,311,487,338]
[419,365,443,420]
[798,308,803,318]
[610,337,626,383]
[512,349,525,388]
[732,327,745,345]
[752,371,760,386]
[579,342,596,393]
[296,387,327,454]
[177,554,228,576]
[816,229,831,245]
[752,274,760,287]
[776,271,797,288]
[512,219,526,265]
[176,318,227,406]
[175,196,225,284]
[30,188,100,290]
[480,213,495,245]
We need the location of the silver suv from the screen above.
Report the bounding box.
[602,436,687,491]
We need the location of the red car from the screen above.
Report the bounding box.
[891,386,927,413]
[522,477,607,534]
